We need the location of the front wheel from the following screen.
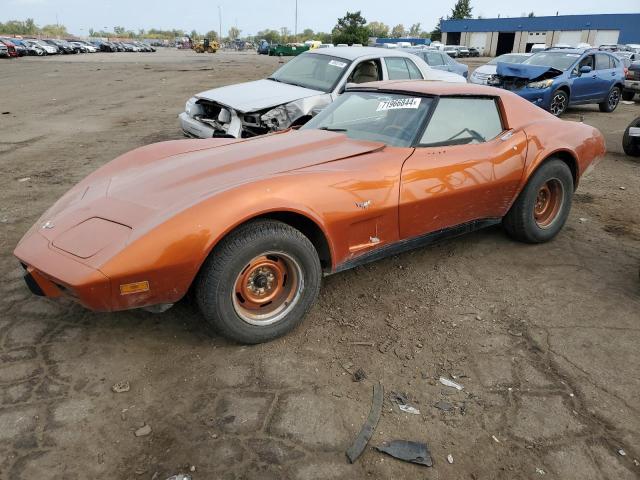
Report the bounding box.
[549,90,569,116]
[621,90,635,102]
[599,86,621,112]
[623,117,640,157]
[503,159,574,243]
[195,220,321,344]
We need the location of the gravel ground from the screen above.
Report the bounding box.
[0,49,639,480]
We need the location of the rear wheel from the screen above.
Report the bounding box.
[196,220,321,344]
[599,86,621,112]
[623,117,640,157]
[503,159,573,243]
[549,90,569,116]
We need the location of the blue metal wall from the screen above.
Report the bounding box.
[375,37,431,45]
[441,14,640,44]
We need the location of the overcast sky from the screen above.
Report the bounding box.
[4,0,639,36]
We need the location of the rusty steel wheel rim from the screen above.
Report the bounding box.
[534,178,564,228]
[232,252,303,326]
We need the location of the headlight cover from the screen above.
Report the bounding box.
[527,79,554,89]
[185,97,201,117]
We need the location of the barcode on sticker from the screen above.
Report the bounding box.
[376,98,421,111]
[328,60,347,68]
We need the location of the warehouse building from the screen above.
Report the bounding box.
[441,14,640,56]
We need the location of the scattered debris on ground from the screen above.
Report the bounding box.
[134,424,152,437]
[346,383,383,464]
[376,440,433,467]
[439,377,464,390]
[112,380,131,393]
[447,454,454,464]
[353,368,367,382]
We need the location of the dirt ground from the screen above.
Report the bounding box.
[0,49,639,480]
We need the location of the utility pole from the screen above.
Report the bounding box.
[294,0,298,42]
[218,5,223,43]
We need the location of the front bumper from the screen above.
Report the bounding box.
[508,87,553,110]
[14,232,112,311]
[179,112,216,138]
[624,79,640,93]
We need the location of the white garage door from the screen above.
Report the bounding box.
[557,31,582,46]
[469,32,487,49]
[594,30,620,46]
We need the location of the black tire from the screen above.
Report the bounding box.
[623,117,640,157]
[548,89,569,116]
[622,90,636,102]
[503,159,574,243]
[599,86,621,112]
[195,220,321,344]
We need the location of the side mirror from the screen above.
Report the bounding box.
[579,65,592,74]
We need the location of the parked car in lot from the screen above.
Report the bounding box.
[455,46,470,57]
[180,47,465,139]
[0,38,19,57]
[45,39,75,54]
[489,48,625,116]
[27,39,59,54]
[402,48,468,78]
[443,45,459,57]
[468,47,481,57]
[623,61,640,101]
[11,39,42,56]
[470,53,532,85]
[0,42,8,57]
[16,81,606,343]
[257,39,270,54]
[1,38,27,56]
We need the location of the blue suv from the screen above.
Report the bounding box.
[489,48,625,116]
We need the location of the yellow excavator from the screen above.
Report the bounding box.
[193,38,219,53]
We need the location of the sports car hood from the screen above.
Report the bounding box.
[496,62,563,80]
[195,79,324,112]
[34,130,384,245]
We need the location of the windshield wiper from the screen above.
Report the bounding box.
[318,127,347,132]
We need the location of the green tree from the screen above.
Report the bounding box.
[301,28,315,40]
[451,0,473,19]
[190,29,199,40]
[367,21,389,38]
[257,29,281,44]
[391,24,405,38]
[228,26,240,41]
[280,26,291,43]
[332,11,369,46]
[317,32,332,44]
[40,24,69,37]
[205,30,219,41]
[113,26,126,35]
[408,23,422,37]
[430,17,443,42]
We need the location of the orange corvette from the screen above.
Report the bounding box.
[15,81,605,343]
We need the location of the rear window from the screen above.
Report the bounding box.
[425,52,444,66]
[420,97,503,147]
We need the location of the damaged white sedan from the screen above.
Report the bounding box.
[179,47,466,139]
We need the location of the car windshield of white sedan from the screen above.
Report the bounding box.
[303,91,433,147]
[268,54,352,93]
[523,52,581,70]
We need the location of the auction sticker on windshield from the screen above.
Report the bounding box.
[376,98,422,111]
[328,60,347,68]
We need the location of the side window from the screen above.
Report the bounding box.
[426,52,444,66]
[405,59,423,79]
[348,59,382,84]
[442,53,455,65]
[386,57,411,80]
[595,53,611,70]
[420,97,504,147]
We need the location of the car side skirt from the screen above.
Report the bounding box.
[331,218,502,274]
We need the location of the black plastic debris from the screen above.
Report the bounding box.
[376,440,433,467]
[433,400,453,412]
[346,382,383,463]
[353,368,367,382]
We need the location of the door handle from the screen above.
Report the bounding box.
[591,74,597,78]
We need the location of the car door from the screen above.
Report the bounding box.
[384,57,423,80]
[570,54,599,102]
[399,97,527,238]
[594,53,618,100]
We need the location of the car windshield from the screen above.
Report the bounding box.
[522,52,581,70]
[268,53,352,93]
[302,91,433,147]
[489,54,529,65]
